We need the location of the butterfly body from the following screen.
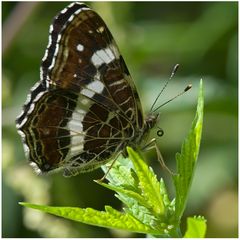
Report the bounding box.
[16,3,159,177]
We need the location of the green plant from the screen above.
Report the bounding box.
[20,80,205,237]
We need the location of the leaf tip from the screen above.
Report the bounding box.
[126,146,133,155]
[19,202,29,207]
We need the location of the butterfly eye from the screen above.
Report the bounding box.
[157,128,164,137]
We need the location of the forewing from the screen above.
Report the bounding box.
[41,2,144,130]
[16,3,144,176]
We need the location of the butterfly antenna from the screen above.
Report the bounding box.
[152,84,192,113]
[150,64,179,112]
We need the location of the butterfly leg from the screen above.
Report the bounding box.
[96,151,122,182]
[142,138,176,176]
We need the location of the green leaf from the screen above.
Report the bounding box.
[98,152,168,232]
[184,216,207,238]
[173,80,204,220]
[19,202,159,235]
[127,147,165,216]
[97,180,157,226]
[99,157,156,226]
[101,156,134,187]
[97,181,146,207]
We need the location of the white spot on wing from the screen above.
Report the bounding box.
[91,47,116,67]
[16,117,27,129]
[60,7,68,14]
[76,44,84,52]
[67,110,85,155]
[27,103,35,115]
[109,43,120,59]
[76,108,87,115]
[67,2,76,8]
[23,143,30,157]
[69,112,84,129]
[42,49,48,61]
[69,120,83,133]
[87,80,105,93]
[48,54,56,70]
[74,7,90,15]
[109,79,125,87]
[94,71,101,80]
[49,24,54,33]
[68,14,74,23]
[81,98,89,105]
[48,34,62,70]
[17,128,26,139]
[33,91,45,103]
[97,26,104,33]
[81,88,94,98]
[30,162,42,174]
[81,80,105,98]
[69,144,84,155]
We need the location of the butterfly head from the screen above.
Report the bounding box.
[145,113,159,130]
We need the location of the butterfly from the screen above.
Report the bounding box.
[16,2,189,177]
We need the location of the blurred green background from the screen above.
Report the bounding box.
[2,1,237,238]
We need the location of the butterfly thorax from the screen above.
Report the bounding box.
[127,113,159,151]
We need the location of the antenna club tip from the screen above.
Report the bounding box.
[173,64,180,71]
[184,84,192,92]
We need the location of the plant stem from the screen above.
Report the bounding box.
[169,225,182,238]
